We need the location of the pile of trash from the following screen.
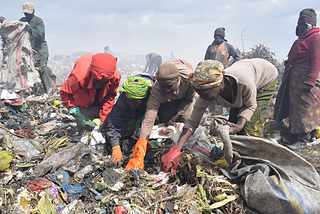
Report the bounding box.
[1,84,320,214]
[0,84,258,214]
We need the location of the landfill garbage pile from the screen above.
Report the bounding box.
[0,84,319,214]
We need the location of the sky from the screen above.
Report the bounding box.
[2,0,320,68]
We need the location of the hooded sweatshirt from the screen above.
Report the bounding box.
[60,54,121,122]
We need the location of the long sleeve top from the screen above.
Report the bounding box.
[19,15,48,59]
[139,59,195,139]
[204,41,240,63]
[106,74,155,147]
[184,58,278,133]
[287,27,320,87]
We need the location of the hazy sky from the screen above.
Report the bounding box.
[2,0,320,68]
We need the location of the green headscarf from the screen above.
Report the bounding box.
[119,76,152,99]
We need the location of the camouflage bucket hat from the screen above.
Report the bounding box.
[191,60,224,89]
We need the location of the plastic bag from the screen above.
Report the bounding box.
[38,193,56,214]
[46,169,86,195]
[149,123,182,139]
[13,139,40,161]
[0,150,13,170]
[170,124,214,154]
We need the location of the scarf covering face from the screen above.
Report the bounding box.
[155,63,179,84]
[296,8,317,37]
[190,60,224,89]
[119,76,152,99]
[91,53,117,82]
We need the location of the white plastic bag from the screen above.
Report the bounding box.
[149,123,182,139]
[170,124,215,157]
[13,139,40,161]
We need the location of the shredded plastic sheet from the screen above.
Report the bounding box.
[0,20,41,91]
[170,123,216,160]
[149,123,180,139]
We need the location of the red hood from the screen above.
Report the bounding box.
[91,53,118,81]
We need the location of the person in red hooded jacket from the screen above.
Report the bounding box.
[60,53,121,133]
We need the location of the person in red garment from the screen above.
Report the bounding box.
[60,53,120,133]
[274,8,320,150]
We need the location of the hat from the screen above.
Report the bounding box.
[298,8,317,26]
[214,28,225,38]
[91,53,117,82]
[190,60,224,89]
[22,2,35,14]
[155,62,179,84]
[119,76,152,99]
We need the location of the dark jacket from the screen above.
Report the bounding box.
[204,41,240,67]
[106,74,155,147]
[19,15,49,65]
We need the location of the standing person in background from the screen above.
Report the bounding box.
[125,59,195,171]
[274,8,320,150]
[60,53,120,134]
[144,53,162,75]
[19,2,56,94]
[106,74,155,163]
[204,27,241,68]
[104,46,115,57]
[205,27,241,115]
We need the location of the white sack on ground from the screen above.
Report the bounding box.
[0,20,41,91]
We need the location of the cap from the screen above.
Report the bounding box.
[22,2,35,14]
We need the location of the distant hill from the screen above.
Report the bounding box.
[48,52,148,83]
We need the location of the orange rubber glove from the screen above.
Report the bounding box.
[111,146,123,163]
[125,138,151,171]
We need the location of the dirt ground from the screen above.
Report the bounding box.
[263,119,320,174]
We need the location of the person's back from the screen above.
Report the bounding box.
[104,46,115,57]
[144,53,162,75]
